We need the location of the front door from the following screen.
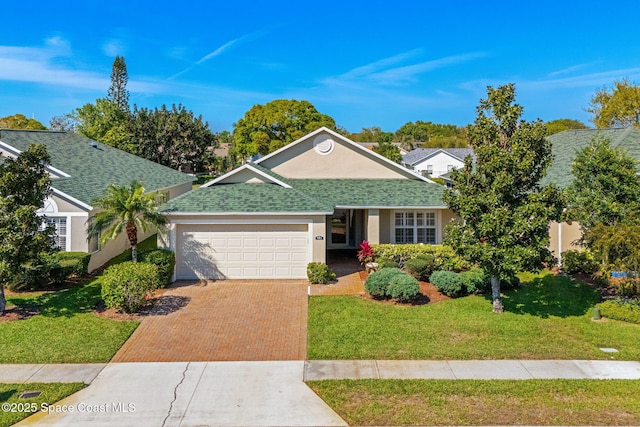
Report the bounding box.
[329,209,357,248]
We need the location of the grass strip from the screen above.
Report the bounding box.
[308,379,640,426]
[0,382,85,427]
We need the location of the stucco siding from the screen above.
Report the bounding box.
[260,133,409,179]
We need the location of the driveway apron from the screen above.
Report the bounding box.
[111,280,309,362]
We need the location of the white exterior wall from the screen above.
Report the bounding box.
[413,152,465,177]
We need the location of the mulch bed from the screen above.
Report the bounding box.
[360,280,450,306]
[0,304,40,323]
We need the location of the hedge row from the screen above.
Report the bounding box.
[371,244,470,272]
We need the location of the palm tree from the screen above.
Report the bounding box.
[87,180,166,262]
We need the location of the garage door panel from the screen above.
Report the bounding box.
[176,224,309,280]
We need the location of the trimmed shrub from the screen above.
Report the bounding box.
[52,252,91,276]
[501,275,521,290]
[376,257,399,269]
[404,255,435,281]
[387,273,420,302]
[371,244,470,271]
[307,262,337,284]
[597,298,640,324]
[101,261,161,313]
[562,250,599,274]
[138,249,175,287]
[8,255,56,291]
[459,269,490,294]
[429,270,465,297]
[365,267,404,297]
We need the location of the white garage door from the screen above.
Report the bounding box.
[176,224,309,279]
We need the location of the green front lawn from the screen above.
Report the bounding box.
[308,379,640,426]
[0,382,85,427]
[1,280,138,363]
[308,272,640,360]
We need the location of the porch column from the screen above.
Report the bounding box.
[367,209,380,244]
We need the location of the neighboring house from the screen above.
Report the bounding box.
[543,128,640,261]
[403,147,474,178]
[160,127,455,280]
[0,129,194,271]
[440,128,640,263]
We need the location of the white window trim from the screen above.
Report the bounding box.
[391,210,438,245]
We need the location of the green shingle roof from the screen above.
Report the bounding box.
[542,128,640,189]
[160,183,333,213]
[291,179,446,208]
[0,129,194,206]
[162,178,446,214]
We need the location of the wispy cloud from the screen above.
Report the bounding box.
[169,31,265,80]
[547,62,595,77]
[102,39,127,57]
[323,51,486,87]
[0,40,161,93]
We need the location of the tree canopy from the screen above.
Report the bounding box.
[351,127,394,143]
[233,99,339,159]
[0,114,47,130]
[107,55,130,113]
[127,104,217,173]
[444,84,564,313]
[544,118,588,135]
[394,120,468,149]
[567,137,640,230]
[0,144,54,313]
[372,141,402,163]
[588,78,640,128]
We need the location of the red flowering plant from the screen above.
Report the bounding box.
[357,240,375,264]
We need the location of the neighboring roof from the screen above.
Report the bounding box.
[542,128,640,189]
[403,148,474,166]
[0,129,194,207]
[161,178,446,214]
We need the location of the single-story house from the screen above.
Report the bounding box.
[160,127,455,280]
[402,147,474,177]
[0,129,194,271]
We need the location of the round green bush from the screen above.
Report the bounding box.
[138,249,176,288]
[101,261,161,313]
[597,298,640,324]
[404,255,435,281]
[365,267,404,297]
[562,250,599,274]
[459,269,490,294]
[307,262,337,284]
[387,273,420,302]
[376,257,399,269]
[429,270,465,297]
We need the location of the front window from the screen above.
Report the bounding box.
[394,211,436,244]
[43,217,67,251]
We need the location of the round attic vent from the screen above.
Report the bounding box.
[313,135,335,155]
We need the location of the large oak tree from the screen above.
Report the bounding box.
[444,84,564,312]
[233,99,339,159]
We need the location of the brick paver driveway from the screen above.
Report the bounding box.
[111,280,309,362]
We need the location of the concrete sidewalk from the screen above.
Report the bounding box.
[304,359,640,380]
[5,360,640,426]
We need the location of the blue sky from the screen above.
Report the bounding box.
[2,0,640,133]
